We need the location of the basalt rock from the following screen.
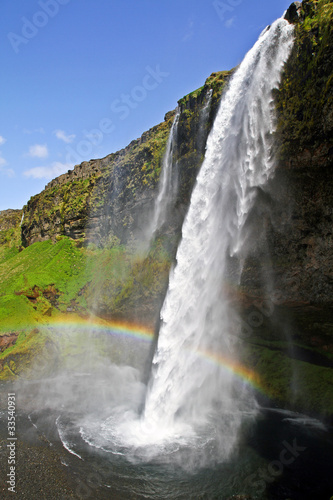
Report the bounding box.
[284,1,303,23]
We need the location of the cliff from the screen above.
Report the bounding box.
[0,1,332,416]
[0,209,22,241]
[21,116,174,246]
[240,0,333,304]
[234,0,333,414]
[20,70,232,248]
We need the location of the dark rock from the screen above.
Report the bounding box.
[0,209,22,244]
[284,2,303,23]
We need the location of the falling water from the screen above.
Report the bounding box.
[203,87,213,112]
[73,17,295,467]
[149,110,180,237]
[16,13,333,498]
[198,88,213,151]
[141,18,294,446]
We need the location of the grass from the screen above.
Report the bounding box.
[0,231,172,379]
[0,237,88,327]
[0,236,90,378]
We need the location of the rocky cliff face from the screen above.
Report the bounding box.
[13,0,333,313]
[21,113,177,247]
[1,0,332,414]
[261,0,333,308]
[20,71,232,249]
[0,210,22,240]
[234,0,333,414]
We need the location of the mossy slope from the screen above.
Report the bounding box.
[275,0,333,157]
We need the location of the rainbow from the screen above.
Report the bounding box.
[196,349,266,396]
[43,314,268,396]
[47,314,155,343]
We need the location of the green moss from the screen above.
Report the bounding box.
[0,237,89,332]
[0,365,17,380]
[182,85,205,103]
[244,342,333,415]
[0,235,96,379]
[0,326,54,380]
[0,210,22,263]
[22,177,97,245]
[89,113,176,215]
[178,70,233,110]
[275,0,333,157]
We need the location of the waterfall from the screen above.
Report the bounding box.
[202,87,213,113]
[92,17,295,462]
[149,110,180,238]
[142,18,294,442]
[198,88,213,151]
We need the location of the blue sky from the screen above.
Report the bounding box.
[0,0,292,211]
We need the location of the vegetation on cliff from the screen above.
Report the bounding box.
[275,0,333,157]
[0,227,172,379]
[175,70,233,206]
[0,1,332,417]
[0,210,22,263]
[21,113,176,248]
[0,64,227,379]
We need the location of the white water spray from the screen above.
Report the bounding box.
[77,17,294,464]
[198,88,213,146]
[141,19,294,444]
[149,110,180,238]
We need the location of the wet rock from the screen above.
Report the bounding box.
[284,2,303,23]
